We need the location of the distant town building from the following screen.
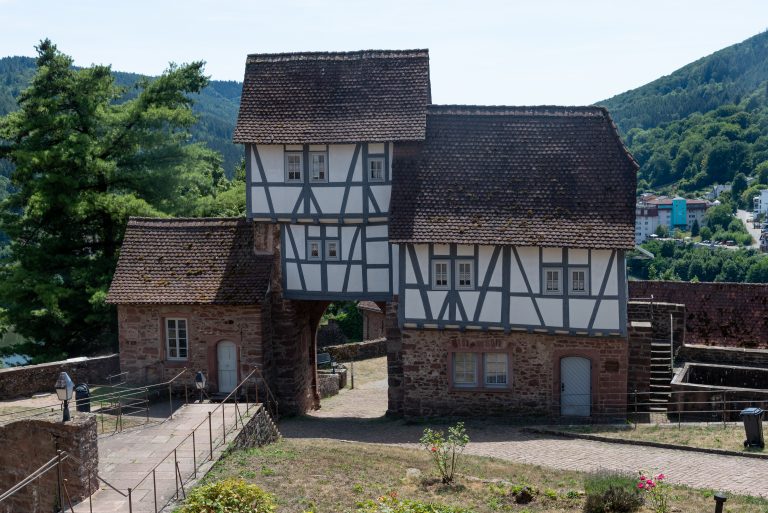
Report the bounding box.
[635,196,711,244]
[753,189,768,215]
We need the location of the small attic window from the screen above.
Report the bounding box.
[369,158,385,182]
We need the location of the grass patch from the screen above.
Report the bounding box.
[561,423,766,453]
[199,438,768,513]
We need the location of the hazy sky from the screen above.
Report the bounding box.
[1,0,766,105]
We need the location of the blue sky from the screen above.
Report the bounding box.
[1,0,767,105]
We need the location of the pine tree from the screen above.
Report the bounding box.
[0,40,213,356]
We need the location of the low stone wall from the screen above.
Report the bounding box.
[681,344,768,368]
[628,321,652,398]
[317,367,348,398]
[0,354,119,399]
[323,338,387,361]
[229,406,281,451]
[0,413,98,513]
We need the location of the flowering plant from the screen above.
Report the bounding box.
[637,471,669,513]
[419,422,469,484]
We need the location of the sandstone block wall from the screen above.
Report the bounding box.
[629,280,768,348]
[627,321,652,398]
[680,344,768,367]
[362,309,386,340]
[117,304,265,392]
[398,329,628,418]
[0,354,119,399]
[323,338,387,361]
[0,413,98,513]
[229,405,281,451]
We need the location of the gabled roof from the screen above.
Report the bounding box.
[107,218,272,305]
[234,50,431,144]
[389,105,639,249]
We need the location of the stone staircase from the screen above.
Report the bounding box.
[649,339,674,412]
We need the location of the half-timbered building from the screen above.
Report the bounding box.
[109,49,638,418]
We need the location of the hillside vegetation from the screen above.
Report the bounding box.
[0,56,243,177]
[600,31,768,197]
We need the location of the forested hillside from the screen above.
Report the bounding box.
[0,56,243,177]
[599,31,768,197]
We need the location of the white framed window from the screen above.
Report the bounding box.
[368,157,385,181]
[456,260,474,290]
[307,240,321,260]
[543,267,562,295]
[432,260,450,290]
[325,239,339,260]
[484,353,508,387]
[166,318,188,360]
[285,153,302,182]
[309,152,327,182]
[452,352,477,387]
[569,268,589,295]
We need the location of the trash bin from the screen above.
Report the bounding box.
[740,407,765,448]
[75,383,90,413]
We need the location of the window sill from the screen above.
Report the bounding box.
[164,360,188,367]
[450,386,512,393]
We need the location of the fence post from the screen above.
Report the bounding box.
[722,391,727,427]
[174,449,179,499]
[88,469,93,513]
[168,383,173,420]
[208,412,213,460]
[153,469,158,513]
[222,404,226,444]
[56,450,64,512]
[192,430,197,479]
[128,488,133,513]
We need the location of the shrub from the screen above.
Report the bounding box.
[177,479,276,513]
[419,422,470,484]
[357,495,474,513]
[583,472,643,513]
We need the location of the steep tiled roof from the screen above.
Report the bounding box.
[234,50,431,144]
[107,218,272,305]
[389,105,638,249]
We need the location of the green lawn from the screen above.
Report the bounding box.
[195,438,768,513]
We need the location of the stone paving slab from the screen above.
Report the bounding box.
[72,402,253,513]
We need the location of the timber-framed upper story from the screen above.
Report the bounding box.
[233,49,639,335]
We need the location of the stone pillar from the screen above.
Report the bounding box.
[0,413,98,513]
[385,296,404,417]
[627,321,653,405]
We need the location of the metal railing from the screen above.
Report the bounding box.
[88,368,266,513]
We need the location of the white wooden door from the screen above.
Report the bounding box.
[217,341,238,394]
[560,357,591,416]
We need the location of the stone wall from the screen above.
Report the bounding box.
[318,372,340,398]
[398,328,628,418]
[0,413,98,513]
[629,280,768,348]
[323,338,387,361]
[362,308,386,340]
[117,304,265,392]
[229,405,281,451]
[627,321,652,398]
[680,344,768,367]
[627,300,685,351]
[385,297,405,416]
[0,354,119,400]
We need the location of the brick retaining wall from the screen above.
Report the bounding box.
[0,354,119,399]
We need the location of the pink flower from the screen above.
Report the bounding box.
[637,482,645,489]
[656,473,665,480]
[430,446,437,452]
[640,475,647,481]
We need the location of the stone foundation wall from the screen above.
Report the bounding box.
[399,329,628,418]
[117,304,265,392]
[385,297,405,416]
[0,413,98,513]
[323,338,387,361]
[362,308,386,340]
[0,354,119,399]
[318,372,340,398]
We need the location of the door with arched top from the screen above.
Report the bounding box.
[217,341,237,393]
[560,356,591,416]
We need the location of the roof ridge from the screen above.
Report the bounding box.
[246,49,429,63]
[127,217,247,226]
[428,104,608,117]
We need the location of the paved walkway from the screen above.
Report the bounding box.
[73,402,249,513]
[281,360,768,498]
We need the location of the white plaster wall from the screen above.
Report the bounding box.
[509,296,539,325]
[569,299,596,329]
[593,299,620,330]
[517,247,540,292]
